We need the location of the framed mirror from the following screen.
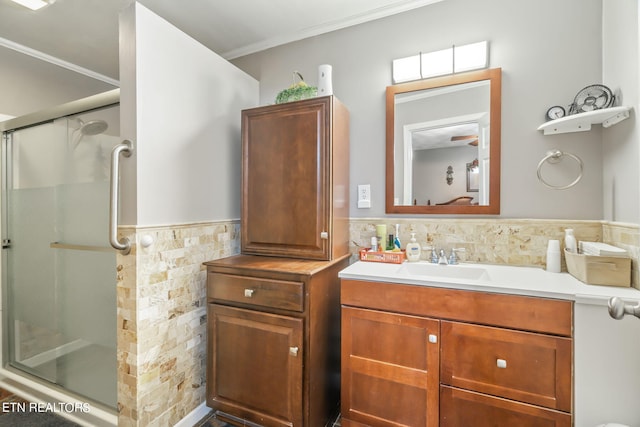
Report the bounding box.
[385,68,501,214]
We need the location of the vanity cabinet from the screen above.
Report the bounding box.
[341,279,573,427]
[205,254,349,427]
[241,96,350,260]
[341,307,440,426]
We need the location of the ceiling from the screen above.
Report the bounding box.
[413,122,479,150]
[0,0,442,84]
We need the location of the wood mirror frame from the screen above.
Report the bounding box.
[385,68,501,214]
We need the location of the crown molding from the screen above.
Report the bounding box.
[222,0,444,60]
[0,36,119,87]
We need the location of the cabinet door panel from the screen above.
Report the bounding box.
[341,307,439,427]
[440,386,571,427]
[441,321,572,412]
[242,99,329,259]
[207,304,303,427]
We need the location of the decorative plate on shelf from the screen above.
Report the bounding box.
[569,84,614,115]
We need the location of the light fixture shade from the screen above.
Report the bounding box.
[392,40,489,83]
[392,55,421,83]
[421,47,454,79]
[454,41,488,73]
[10,0,51,10]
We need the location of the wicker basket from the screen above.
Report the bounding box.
[565,249,630,287]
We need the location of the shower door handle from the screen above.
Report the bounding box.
[109,140,133,255]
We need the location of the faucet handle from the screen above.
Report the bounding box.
[449,247,466,265]
[424,246,438,264]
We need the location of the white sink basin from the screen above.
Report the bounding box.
[397,262,491,281]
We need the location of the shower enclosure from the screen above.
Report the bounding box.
[1,92,120,412]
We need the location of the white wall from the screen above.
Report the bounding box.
[232,0,618,220]
[602,0,639,224]
[575,300,640,426]
[119,2,259,226]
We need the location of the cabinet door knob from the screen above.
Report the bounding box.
[320,231,329,239]
[497,358,507,369]
[244,289,254,298]
[428,334,438,343]
[289,346,299,356]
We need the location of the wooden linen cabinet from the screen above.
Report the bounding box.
[205,96,349,427]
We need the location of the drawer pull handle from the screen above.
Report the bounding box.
[244,289,254,298]
[497,359,507,369]
[289,346,299,356]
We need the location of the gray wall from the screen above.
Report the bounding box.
[232,0,625,220]
[0,46,116,118]
[2,0,636,223]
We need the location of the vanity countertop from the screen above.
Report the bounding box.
[339,260,640,306]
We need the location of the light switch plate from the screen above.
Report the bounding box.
[357,184,371,208]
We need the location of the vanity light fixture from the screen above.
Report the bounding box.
[10,0,55,10]
[392,40,489,83]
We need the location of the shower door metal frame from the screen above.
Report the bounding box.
[0,89,120,404]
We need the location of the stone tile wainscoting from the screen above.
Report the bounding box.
[116,221,240,427]
[113,218,638,426]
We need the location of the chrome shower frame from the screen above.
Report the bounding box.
[0,89,120,427]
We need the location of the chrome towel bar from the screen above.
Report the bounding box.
[608,297,640,320]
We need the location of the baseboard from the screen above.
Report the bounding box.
[174,402,211,427]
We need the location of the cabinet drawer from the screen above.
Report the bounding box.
[440,386,571,427]
[341,279,573,336]
[208,273,304,312]
[441,321,572,412]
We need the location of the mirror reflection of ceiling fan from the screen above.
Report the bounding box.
[451,134,478,146]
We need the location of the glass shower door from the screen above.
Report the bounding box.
[2,106,119,409]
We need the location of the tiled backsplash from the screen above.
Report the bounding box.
[115,218,639,426]
[349,218,639,288]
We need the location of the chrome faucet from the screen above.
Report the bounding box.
[438,249,448,265]
[448,248,466,265]
[427,247,466,265]
[425,246,439,264]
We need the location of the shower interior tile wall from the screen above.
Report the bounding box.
[115,218,639,426]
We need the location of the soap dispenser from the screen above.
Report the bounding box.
[406,233,421,262]
[564,229,577,253]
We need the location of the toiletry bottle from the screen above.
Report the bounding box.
[564,229,577,253]
[370,236,378,252]
[376,224,387,252]
[546,240,561,273]
[386,234,395,251]
[394,224,402,250]
[406,233,421,262]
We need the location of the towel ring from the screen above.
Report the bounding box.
[536,149,583,190]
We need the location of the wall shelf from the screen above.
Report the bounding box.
[537,106,631,135]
